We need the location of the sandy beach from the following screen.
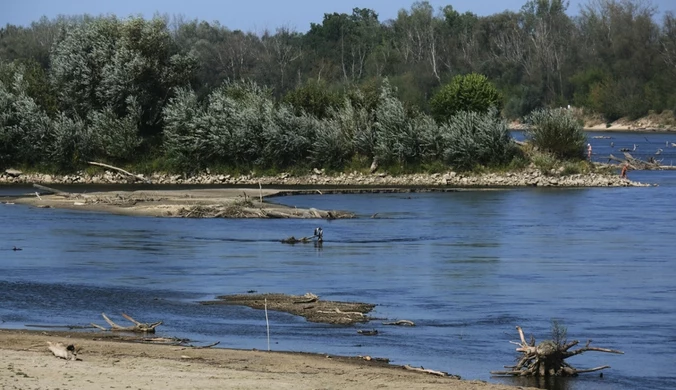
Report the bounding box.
[0,329,534,390]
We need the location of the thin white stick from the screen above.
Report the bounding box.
[259,182,263,203]
[35,191,42,200]
[265,298,270,351]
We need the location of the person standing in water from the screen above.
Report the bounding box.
[587,143,593,161]
[620,163,629,179]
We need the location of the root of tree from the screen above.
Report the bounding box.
[491,326,623,377]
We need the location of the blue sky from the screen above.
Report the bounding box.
[2,0,674,32]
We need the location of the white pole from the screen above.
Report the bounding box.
[265,298,270,351]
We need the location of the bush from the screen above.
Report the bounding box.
[429,73,502,122]
[0,71,52,167]
[439,109,516,170]
[88,96,142,162]
[525,108,586,160]
[373,81,421,165]
[49,113,94,171]
[282,80,343,119]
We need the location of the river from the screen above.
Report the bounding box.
[1,132,675,390]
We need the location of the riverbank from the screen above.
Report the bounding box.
[0,329,533,390]
[0,166,650,187]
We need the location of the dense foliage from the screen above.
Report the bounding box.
[0,0,674,172]
[429,73,503,122]
[525,108,587,159]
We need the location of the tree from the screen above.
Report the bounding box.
[429,73,502,122]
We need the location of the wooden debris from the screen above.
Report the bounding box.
[87,161,151,184]
[92,313,162,333]
[357,329,378,336]
[47,341,79,360]
[33,183,72,197]
[293,293,319,304]
[403,365,456,378]
[281,236,313,244]
[382,320,416,326]
[491,326,623,377]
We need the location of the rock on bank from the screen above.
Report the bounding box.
[0,168,651,187]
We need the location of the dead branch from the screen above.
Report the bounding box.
[87,161,151,183]
[97,313,162,333]
[317,308,365,317]
[403,364,453,378]
[293,292,319,304]
[382,320,416,326]
[491,326,623,377]
[187,341,221,349]
[33,183,71,197]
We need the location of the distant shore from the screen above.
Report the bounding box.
[0,329,534,390]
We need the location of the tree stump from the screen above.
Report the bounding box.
[491,326,623,377]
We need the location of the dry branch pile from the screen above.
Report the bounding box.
[491,326,623,377]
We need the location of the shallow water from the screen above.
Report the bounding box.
[2,134,676,390]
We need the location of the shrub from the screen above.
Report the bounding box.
[282,80,343,119]
[88,96,142,162]
[373,81,421,165]
[429,73,502,122]
[49,113,94,171]
[0,71,52,167]
[525,108,586,160]
[439,109,516,171]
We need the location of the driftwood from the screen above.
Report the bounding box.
[92,313,162,333]
[87,161,151,184]
[357,329,379,336]
[281,236,314,244]
[491,326,623,377]
[403,365,456,378]
[608,153,663,170]
[47,341,80,360]
[382,320,416,326]
[33,183,71,197]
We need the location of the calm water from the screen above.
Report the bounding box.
[1,132,675,390]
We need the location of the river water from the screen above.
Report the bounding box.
[1,132,675,390]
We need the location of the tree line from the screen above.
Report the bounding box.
[0,0,672,172]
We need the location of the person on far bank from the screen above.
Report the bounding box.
[620,163,629,179]
[587,143,593,161]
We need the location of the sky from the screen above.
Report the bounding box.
[2,0,675,32]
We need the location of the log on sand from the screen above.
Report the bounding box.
[87,161,151,184]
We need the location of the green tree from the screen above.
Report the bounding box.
[429,73,502,121]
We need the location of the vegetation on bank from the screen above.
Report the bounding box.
[4,0,660,175]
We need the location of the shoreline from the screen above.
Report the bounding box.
[0,169,651,218]
[0,329,535,390]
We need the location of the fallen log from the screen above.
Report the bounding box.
[403,365,455,378]
[87,161,151,184]
[382,320,416,326]
[93,313,162,333]
[491,325,623,377]
[33,183,71,197]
